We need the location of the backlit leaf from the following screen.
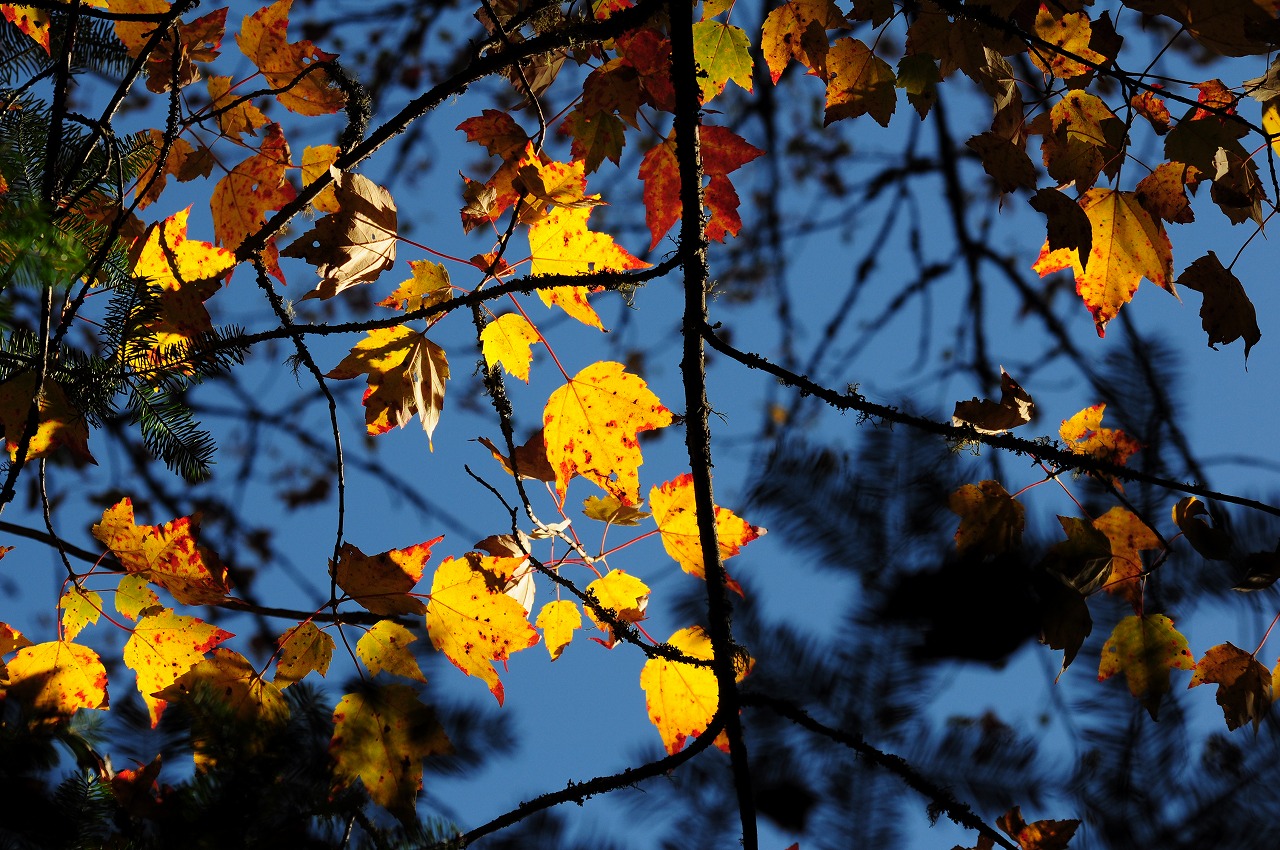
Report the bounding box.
[124,608,233,726]
[0,373,94,463]
[1092,507,1159,609]
[650,474,764,594]
[284,171,398,300]
[476,430,556,482]
[952,369,1034,434]
[274,622,333,687]
[1059,404,1141,479]
[527,206,648,328]
[211,123,295,278]
[692,20,753,102]
[543,361,673,505]
[357,621,427,682]
[1031,6,1105,79]
[1033,189,1174,336]
[205,75,268,138]
[481,313,540,382]
[1098,614,1194,719]
[640,626,751,754]
[237,0,345,115]
[327,327,449,442]
[583,495,651,526]
[825,38,896,127]
[155,647,288,726]
[2,5,49,53]
[1190,642,1273,731]
[334,537,443,616]
[1172,496,1232,560]
[426,555,539,704]
[301,145,340,213]
[997,806,1080,850]
[536,600,581,660]
[585,569,650,647]
[3,640,108,724]
[377,259,452,313]
[59,587,101,641]
[114,574,160,621]
[92,499,231,606]
[761,0,844,83]
[331,684,451,820]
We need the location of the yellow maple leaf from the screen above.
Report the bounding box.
[300,145,341,213]
[123,608,233,726]
[761,0,845,83]
[543,361,673,506]
[273,622,334,687]
[639,626,752,755]
[356,620,427,682]
[527,206,648,329]
[1098,614,1193,719]
[481,313,540,382]
[91,498,231,606]
[237,0,345,116]
[114,574,160,621]
[59,587,102,641]
[824,37,896,127]
[326,326,449,443]
[584,569,650,647]
[377,259,452,312]
[330,684,451,820]
[1060,404,1141,478]
[1031,6,1106,79]
[1033,189,1174,336]
[205,75,268,138]
[1,5,50,53]
[4,640,109,725]
[333,536,443,616]
[1093,506,1159,609]
[649,474,764,595]
[535,600,582,661]
[425,555,539,705]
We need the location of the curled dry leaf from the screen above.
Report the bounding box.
[1190,642,1273,731]
[284,170,398,301]
[952,369,1034,434]
[1177,251,1261,362]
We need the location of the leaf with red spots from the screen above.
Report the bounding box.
[237,0,345,115]
[123,608,233,726]
[1098,614,1194,719]
[334,537,444,616]
[649,474,764,595]
[91,499,230,606]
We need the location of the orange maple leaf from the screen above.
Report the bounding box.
[761,0,845,83]
[542,361,673,506]
[1093,506,1159,609]
[1033,189,1175,336]
[123,608,233,726]
[237,0,345,116]
[91,499,230,606]
[1190,642,1273,731]
[1,4,50,53]
[639,626,752,754]
[650,474,764,595]
[0,373,94,463]
[425,555,539,705]
[211,123,295,279]
[333,536,443,616]
[206,75,269,138]
[1059,404,1141,478]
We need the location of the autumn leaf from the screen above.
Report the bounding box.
[333,536,443,616]
[1030,6,1105,79]
[357,621,427,682]
[132,208,235,289]
[640,626,751,754]
[124,608,233,726]
[134,132,213,210]
[583,495,651,526]
[155,648,288,727]
[966,132,1037,194]
[425,555,539,704]
[512,146,602,215]
[330,684,451,820]
[2,5,50,53]
[111,3,226,93]
[60,586,102,641]
[543,361,673,506]
[585,569,650,647]
[301,145,341,213]
[650,474,764,595]
[1059,404,1141,477]
[457,109,528,160]
[327,326,449,443]
[274,622,334,687]
[692,20,753,102]
[1093,507,1160,609]
[1232,540,1280,591]
[205,75,268,138]
[1190,642,1273,731]
[895,53,940,118]
[1033,189,1174,336]
[761,0,845,83]
[825,38,896,127]
[527,205,648,328]
[91,499,230,606]
[997,806,1080,850]
[952,369,1034,434]
[284,171,398,300]
[1177,251,1261,361]
[949,480,1024,556]
[1172,496,1232,560]
[561,108,627,175]
[481,313,540,382]
[639,125,763,250]
[4,640,108,724]
[536,600,582,660]
[1131,89,1172,134]
[1042,515,1114,595]
[114,574,160,621]
[1036,91,1126,192]
[211,123,295,278]
[1098,614,1194,719]
[0,373,94,463]
[1135,161,1198,225]
[377,260,452,312]
[1029,188,1092,271]
[237,0,345,115]
[477,430,556,483]
[0,621,30,683]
